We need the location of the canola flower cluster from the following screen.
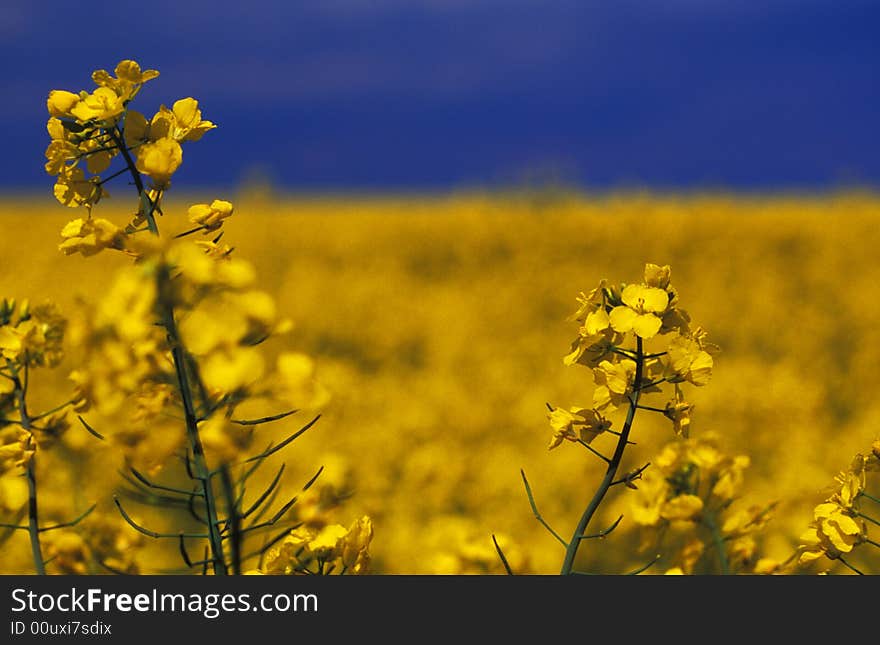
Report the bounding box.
[0,60,374,576]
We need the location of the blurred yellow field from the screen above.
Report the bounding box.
[2,189,879,574]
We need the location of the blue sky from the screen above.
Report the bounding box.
[4,0,878,192]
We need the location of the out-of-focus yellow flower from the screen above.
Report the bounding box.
[135,137,182,187]
[200,346,265,398]
[609,284,669,339]
[275,352,331,411]
[168,241,256,291]
[0,472,28,512]
[188,200,234,231]
[712,455,750,501]
[43,531,90,575]
[660,494,703,521]
[199,414,251,464]
[58,217,125,257]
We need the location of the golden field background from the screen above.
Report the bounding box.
[2,187,879,574]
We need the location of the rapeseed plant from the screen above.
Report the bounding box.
[14,59,374,575]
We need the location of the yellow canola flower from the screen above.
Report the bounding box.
[188,200,234,231]
[168,241,256,292]
[275,352,331,411]
[92,60,159,103]
[0,430,35,473]
[0,304,66,368]
[798,502,865,564]
[711,455,750,501]
[813,503,863,553]
[546,406,611,450]
[660,494,704,521]
[150,98,216,143]
[609,284,669,339]
[664,385,693,438]
[46,90,81,118]
[58,217,125,257]
[340,516,374,573]
[644,263,672,289]
[53,166,103,208]
[592,358,635,411]
[69,87,126,123]
[135,137,182,187]
[200,346,265,398]
[667,333,714,386]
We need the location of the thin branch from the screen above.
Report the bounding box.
[232,409,299,426]
[114,497,208,540]
[580,514,623,539]
[520,469,567,547]
[38,504,97,533]
[576,438,611,463]
[243,415,321,464]
[127,466,204,498]
[491,534,514,575]
[78,416,105,441]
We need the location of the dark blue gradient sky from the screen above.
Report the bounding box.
[4,0,878,192]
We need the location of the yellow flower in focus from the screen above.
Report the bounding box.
[833,455,867,509]
[46,90,81,118]
[44,137,78,176]
[92,60,159,103]
[53,166,104,208]
[188,200,234,231]
[546,405,611,450]
[150,98,216,143]
[339,516,374,573]
[667,333,714,386]
[69,87,126,123]
[58,217,125,257]
[664,385,693,438]
[592,358,635,411]
[644,263,672,289]
[813,502,863,553]
[609,284,669,339]
[135,137,182,186]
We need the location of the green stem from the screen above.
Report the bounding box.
[704,512,730,575]
[109,126,158,234]
[9,364,45,575]
[560,337,644,575]
[115,128,227,574]
[159,275,227,575]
